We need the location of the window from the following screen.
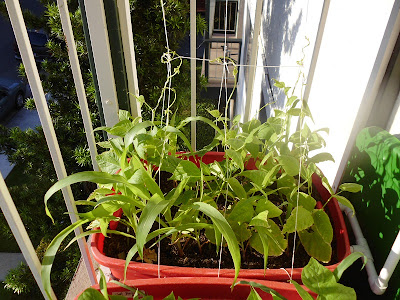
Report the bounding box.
[214,1,238,34]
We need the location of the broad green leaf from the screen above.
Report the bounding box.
[170,160,201,182]
[164,126,193,153]
[240,170,268,188]
[227,177,247,200]
[136,194,169,258]
[290,192,316,211]
[245,142,259,158]
[208,109,221,118]
[333,252,365,281]
[96,194,145,209]
[124,120,154,147]
[249,211,269,228]
[282,206,314,234]
[230,222,252,243]
[236,281,288,300]
[278,155,299,176]
[255,198,282,218]
[289,280,314,300]
[132,168,163,197]
[302,257,336,293]
[335,195,355,215]
[228,199,254,223]
[312,209,333,243]
[302,258,356,300]
[78,288,106,300]
[42,219,90,299]
[226,149,244,171]
[241,119,262,134]
[96,150,121,174]
[308,152,335,164]
[339,183,362,193]
[118,109,131,121]
[321,177,334,195]
[44,172,135,222]
[298,228,332,263]
[192,202,241,282]
[250,220,287,256]
[227,138,245,150]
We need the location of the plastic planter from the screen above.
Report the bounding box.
[90,152,350,281]
[74,277,316,300]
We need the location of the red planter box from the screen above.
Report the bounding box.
[90,152,350,281]
[75,277,316,300]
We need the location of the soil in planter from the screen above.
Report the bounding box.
[103,172,338,269]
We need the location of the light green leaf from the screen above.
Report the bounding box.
[335,195,355,215]
[124,120,154,147]
[228,199,254,223]
[302,258,356,300]
[312,209,333,243]
[282,206,314,234]
[44,172,131,222]
[192,202,241,282]
[321,177,334,195]
[298,228,332,263]
[230,222,252,243]
[136,194,169,258]
[228,177,247,200]
[245,142,259,158]
[290,192,316,211]
[308,152,335,164]
[96,150,121,174]
[170,160,201,182]
[227,138,245,151]
[250,220,287,256]
[42,219,90,299]
[208,109,221,118]
[278,155,299,176]
[226,149,244,171]
[246,287,263,300]
[339,183,362,193]
[333,252,365,281]
[289,280,314,300]
[240,170,268,188]
[255,198,282,218]
[249,211,269,228]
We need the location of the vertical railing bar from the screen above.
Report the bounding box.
[83,0,120,128]
[4,0,97,289]
[0,172,56,300]
[190,0,197,151]
[243,0,263,123]
[116,0,141,118]
[57,0,99,173]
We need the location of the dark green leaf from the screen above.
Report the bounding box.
[282,206,314,234]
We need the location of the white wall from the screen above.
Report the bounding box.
[236,0,324,120]
[306,0,398,189]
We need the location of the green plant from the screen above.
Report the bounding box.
[41,70,361,298]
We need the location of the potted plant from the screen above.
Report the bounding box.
[41,58,361,294]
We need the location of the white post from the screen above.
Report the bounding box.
[5,0,97,287]
[57,0,99,172]
[83,0,120,128]
[0,173,57,300]
[243,0,263,123]
[190,0,197,150]
[116,0,141,118]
